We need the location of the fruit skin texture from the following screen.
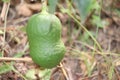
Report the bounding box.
[26,11,66,68]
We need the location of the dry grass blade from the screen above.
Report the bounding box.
[59,63,70,80]
[0,57,33,62]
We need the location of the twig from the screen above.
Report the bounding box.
[59,63,70,80]
[68,12,102,51]
[115,67,120,80]
[84,9,96,25]
[0,2,9,22]
[0,57,33,62]
[74,41,101,54]
[59,4,102,51]
[69,41,119,56]
[68,9,95,51]
[65,68,74,80]
[1,2,10,56]
[80,73,98,80]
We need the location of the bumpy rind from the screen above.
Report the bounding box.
[26,11,66,68]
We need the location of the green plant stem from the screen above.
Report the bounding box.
[41,0,48,12]
[67,12,102,52]
[58,3,102,52]
[12,68,27,80]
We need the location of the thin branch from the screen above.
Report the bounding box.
[0,2,9,22]
[0,57,33,62]
[1,2,10,56]
[59,63,70,80]
[115,67,120,80]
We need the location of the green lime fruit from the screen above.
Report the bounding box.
[26,10,66,68]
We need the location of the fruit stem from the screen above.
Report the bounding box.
[41,0,48,12]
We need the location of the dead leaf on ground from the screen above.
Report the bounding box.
[16,2,41,17]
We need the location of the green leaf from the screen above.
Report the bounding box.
[20,26,26,32]
[48,0,59,13]
[39,69,51,80]
[26,69,51,80]
[8,52,25,65]
[25,69,36,80]
[91,15,108,28]
[74,0,99,23]
[80,31,95,44]
[108,64,114,80]
[0,64,13,74]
